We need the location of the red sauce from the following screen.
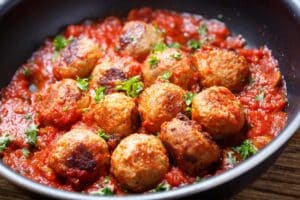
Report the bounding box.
[0,8,287,194]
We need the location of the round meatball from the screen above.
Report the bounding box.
[143,48,197,89]
[138,82,186,133]
[111,133,169,192]
[119,21,163,59]
[192,86,245,139]
[193,47,249,92]
[89,93,138,138]
[49,128,110,190]
[160,114,220,175]
[90,55,141,91]
[34,79,90,127]
[53,36,102,79]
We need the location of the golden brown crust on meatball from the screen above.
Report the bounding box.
[138,82,186,133]
[192,86,245,139]
[33,79,90,127]
[143,48,197,89]
[111,133,169,192]
[192,47,249,92]
[87,93,139,138]
[53,37,102,79]
[119,21,163,59]
[160,115,220,175]
[49,128,110,190]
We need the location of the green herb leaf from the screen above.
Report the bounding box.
[115,76,144,98]
[22,148,30,158]
[160,71,172,81]
[103,176,110,184]
[254,89,265,102]
[23,68,31,78]
[0,135,11,153]
[171,52,182,60]
[24,114,32,120]
[226,151,238,165]
[25,124,39,146]
[184,92,195,106]
[194,176,202,183]
[53,35,72,51]
[76,77,89,91]
[98,129,109,141]
[153,42,167,52]
[168,42,181,49]
[148,55,159,68]
[92,187,114,196]
[232,140,257,160]
[154,182,170,192]
[187,39,202,50]
[198,24,208,36]
[94,86,106,102]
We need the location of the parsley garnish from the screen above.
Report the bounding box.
[232,140,257,160]
[148,55,159,68]
[187,39,202,50]
[153,42,167,52]
[254,89,265,103]
[23,68,31,78]
[168,42,181,49]
[76,77,89,91]
[171,52,182,60]
[22,148,30,158]
[98,129,109,141]
[184,92,195,117]
[94,86,106,102]
[226,151,238,165]
[0,135,11,153]
[115,76,144,98]
[53,35,72,51]
[24,114,32,120]
[160,71,172,81]
[198,24,208,36]
[25,124,39,146]
[92,187,114,196]
[154,182,170,192]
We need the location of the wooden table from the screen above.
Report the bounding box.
[0,131,299,200]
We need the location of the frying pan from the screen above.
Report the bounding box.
[0,0,299,199]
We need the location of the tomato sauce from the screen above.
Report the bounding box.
[0,8,287,194]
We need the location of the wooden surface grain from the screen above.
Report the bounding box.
[0,131,299,200]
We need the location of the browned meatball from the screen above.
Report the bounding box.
[88,93,139,138]
[111,133,169,192]
[193,47,249,92]
[53,37,102,79]
[138,82,186,133]
[143,48,197,89]
[119,21,163,59]
[192,86,245,139]
[33,79,90,127]
[49,128,110,190]
[160,115,220,175]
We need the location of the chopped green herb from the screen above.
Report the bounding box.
[76,77,89,91]
[24,114,32,120]
[92,187,114,196]
[115,76,144,98]
[187,39,202,50]
[0,135,11,153]
[168,42,181,49]
[254,89,265,102]
[154,182,170,192]
[226,151,238,165]
[62,105,69,112]
[153,24,166,34]
[184,92,195,118]
[171,52,182,60]
[23,68,31,78]
[232,140,257,160]
[98,129,109,141]
[82,108,90,112]
[25,124,39,146]
[53,35,72,51]
[195,176,202,183]
[51,51,60,63]
[249,77,256,85]
[94,86,106,102]
[22,148,30,158]
[148,55,159,68]
[153,42,167,52]
[103,176,110,184]
[160,71,172,81]
[198,24,208,36]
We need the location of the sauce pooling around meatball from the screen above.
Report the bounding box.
[0,7,287,195]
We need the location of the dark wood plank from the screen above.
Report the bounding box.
[0,130,299,200]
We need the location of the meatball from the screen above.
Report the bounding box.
[88,93,138,138]
[49,128,110,189]
[160,115,220,175]
[138,82,186,133]
[111,133,169,192]
[33,79,90,127]
[90,55,141,91]
[119,21,163,59]
[143,48,197,89]
[192,47,249,92]
[192,86,245,139]
[53,36,102,79]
